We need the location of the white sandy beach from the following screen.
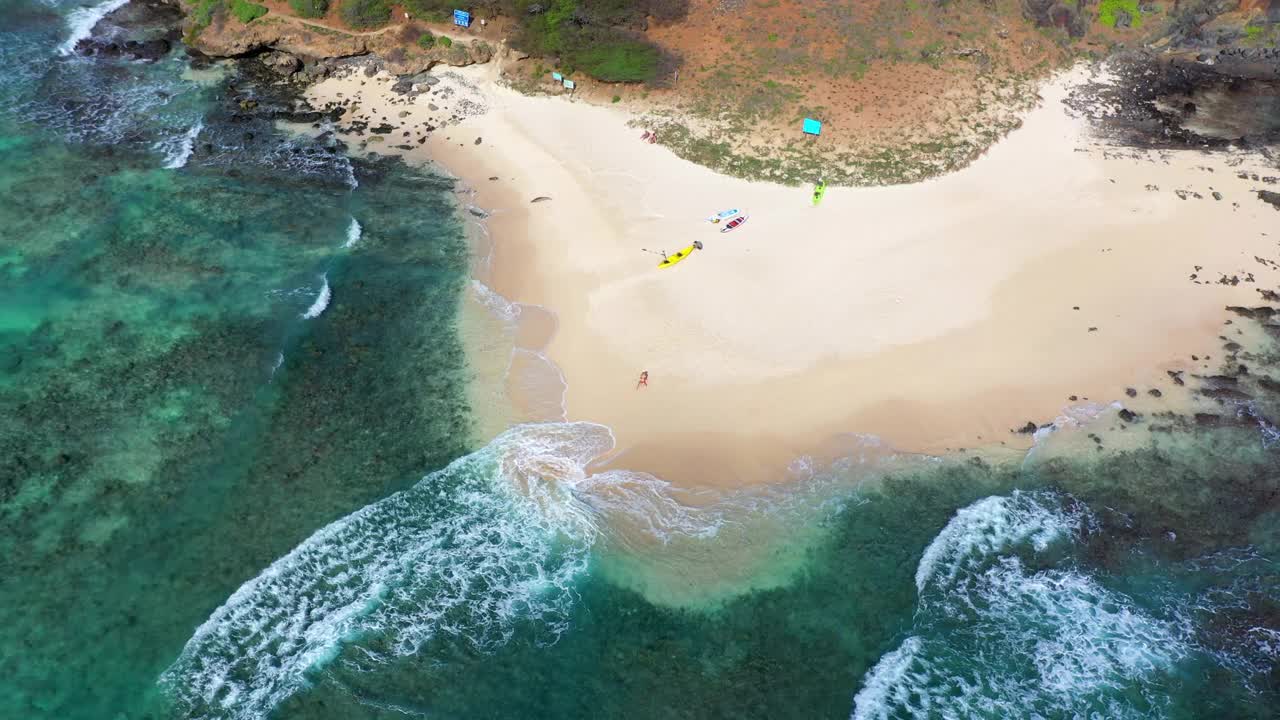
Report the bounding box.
[304,60,1280,488]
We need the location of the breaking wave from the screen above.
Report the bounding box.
[853,490,1189,720]
[57,0,129,56]
[159,422,611,720]
[157,120,202,169]
[343,217,362,248]
[300,274,330,320]
[913,490,1087,593]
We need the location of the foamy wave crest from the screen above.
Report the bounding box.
[913,490,1087,593]
[343,217,362,248]
[58,0,130,56]
[157,121,202,169]
[300,274,330,319]
[471,279,521,324]
[576,470,727,546]
[853,491,1187,720]
[159,422,610,720]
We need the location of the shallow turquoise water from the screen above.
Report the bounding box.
[2,3,1278,719]
[0,3,472,716]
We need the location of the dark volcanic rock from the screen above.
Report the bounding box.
[1259,190,1280,210]
[1226,305,1278,319]
[261,51,301,77]
[72,0,180,62]
[77,36,171,62]
[1200,387,1251,401]
[1066,51,1280,150]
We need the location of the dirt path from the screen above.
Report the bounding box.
[284,13,475,43]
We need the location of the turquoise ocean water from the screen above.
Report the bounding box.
[1,2,1277,718]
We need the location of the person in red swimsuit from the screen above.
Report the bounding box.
[636,371,649,389]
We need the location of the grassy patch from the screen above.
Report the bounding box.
[567,34,660,82]
[511,0,673,84]
[229,0,267,23]
[436,35,452,47]
[1098,0,1141,28]
[401,0,453,22]
[187,0,222,40]
[417,30,434,48]
[192,0,220,25]
[339,0,391,29]
[287,0,328,19]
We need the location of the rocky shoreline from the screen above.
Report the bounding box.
[78,0,495,81]
[78,0,1280,187]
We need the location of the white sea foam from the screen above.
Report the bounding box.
[59,0,130,56]
[850,637,922,720]
[576,470,726,546]
[913,490,1084,593]
[343,217,362,248]
[160,422,613,720]
[853,491,1187,720]
[300,275,330,319]
[471,279,521,325]
[157,121,202,169]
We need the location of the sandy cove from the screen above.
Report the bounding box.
[302,61,1280,488]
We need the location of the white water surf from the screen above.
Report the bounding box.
[157,121,202,170]
[342,217,362,248]
[300,275,330,319]
[159,423,609,720]
[59,0,131,56]
[852,490,1188,720]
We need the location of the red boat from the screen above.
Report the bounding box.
[720,214,749,233]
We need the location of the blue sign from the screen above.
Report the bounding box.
[551,72,563,81]
[453,9,471,27]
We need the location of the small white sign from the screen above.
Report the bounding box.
[563,79,576,90]
[552,72,563,81]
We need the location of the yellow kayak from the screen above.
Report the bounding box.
[658,241,702,269]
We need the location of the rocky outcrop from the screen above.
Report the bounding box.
[183,9,494,75]
[189,15,367,58]
[74,0,183,61]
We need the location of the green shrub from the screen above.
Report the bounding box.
[417,31,434,48]
[340,0,391,28]
[612,94,621,103]
[510,1,674,84]
[191,0,222,30]
[436,35,452,47]
[1098,0,1141,28]
[230,0,267,23]
[565,30,660,83]
[287,0,328,18]
[402,0,454,19]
